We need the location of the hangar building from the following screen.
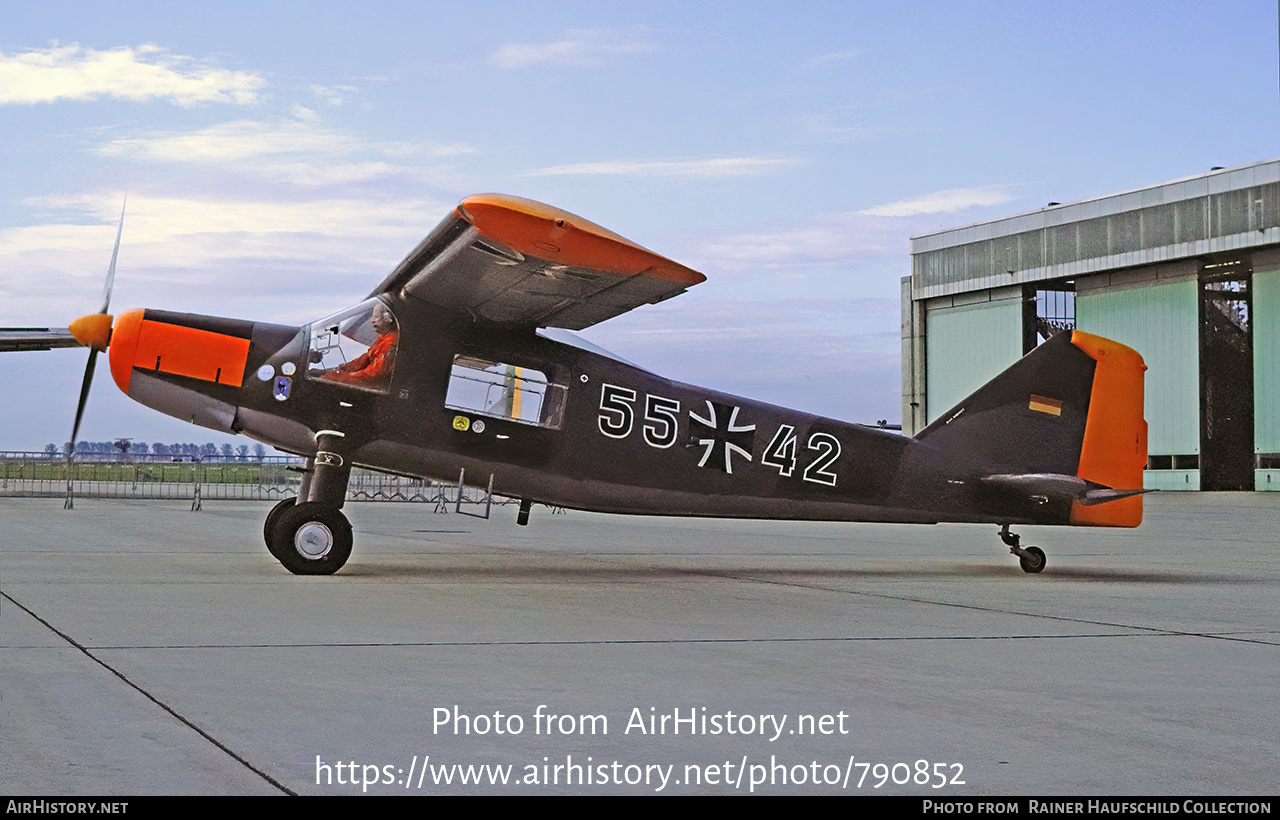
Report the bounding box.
[901,158,1280,491]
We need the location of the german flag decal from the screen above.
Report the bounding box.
[1029,394,1063,416]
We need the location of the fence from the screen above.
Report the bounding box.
[0,452,507,509]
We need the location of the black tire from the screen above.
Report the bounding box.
[270,502,352,575]
[264,497,297,556]
[1019,546,1046,574]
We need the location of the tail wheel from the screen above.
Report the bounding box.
[271,501,352,575]
[263,497,297,557]
[1019,546,1046,574]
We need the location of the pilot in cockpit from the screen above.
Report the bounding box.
[312,303,398,386]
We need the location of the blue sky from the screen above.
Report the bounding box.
[1,1,1277,450]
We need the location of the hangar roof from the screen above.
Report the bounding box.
[909,157,1280,300]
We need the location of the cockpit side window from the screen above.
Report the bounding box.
[306,299,399,393]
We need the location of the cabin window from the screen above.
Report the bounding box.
[445,355,567,428]
[305,298,399,393]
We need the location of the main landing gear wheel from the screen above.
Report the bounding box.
[270,501,352,575]
[1019,546,1046,574]
[263,497,297,558]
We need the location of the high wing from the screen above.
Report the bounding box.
[369,194,706,330]
[0,328,81,352]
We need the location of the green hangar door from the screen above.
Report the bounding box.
[1199,260,1254,491]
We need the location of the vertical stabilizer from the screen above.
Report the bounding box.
[1068,331,1147,526]
[915,330,1147,527]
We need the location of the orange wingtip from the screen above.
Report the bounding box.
[456,194,706,286]
[1069,330,1148,527]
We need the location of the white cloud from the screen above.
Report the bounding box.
[309,84,361,107]
[689,211,906,275]
[95,119,357,163]
[15,192,437,248]
[523,156,799,180]
[683,191,1028,287]
[490,27,658,69]
[91,119,477,185]
[265,161,408,187]
[0,190,452,326]
[615,297,898,336]
[858,185,1020,217]
[0,43,264,106]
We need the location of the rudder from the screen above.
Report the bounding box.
[1067,331,1147,526]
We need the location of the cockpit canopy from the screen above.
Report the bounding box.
[306,298,398,392]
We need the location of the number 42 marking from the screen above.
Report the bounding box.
[761,425,842,487]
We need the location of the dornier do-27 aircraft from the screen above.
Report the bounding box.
[2,194,1149,575]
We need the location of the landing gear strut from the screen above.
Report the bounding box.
[266,431,354,575]
[999,524,1046,574]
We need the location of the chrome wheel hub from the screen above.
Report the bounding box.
[295,521,333,559]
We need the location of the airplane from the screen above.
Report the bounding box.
[1,194,1149,575]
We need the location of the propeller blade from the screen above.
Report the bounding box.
[99,194,126,315]
[69,348,98,457]
[69,195,126,461]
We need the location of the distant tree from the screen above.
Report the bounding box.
[221,443,234,458]
[44,443,59,456]
[131,442,150,456]
[152,443,170,457]
[236,444,249,461]
[201,443,217,458]
[254,443,267,461]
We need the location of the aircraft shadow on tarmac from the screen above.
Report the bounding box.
[335,560,1259,585]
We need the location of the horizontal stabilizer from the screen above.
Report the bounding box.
[981,473,1151,506]
[1078,487,1152,506]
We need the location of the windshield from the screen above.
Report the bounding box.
[306,298,398,392]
